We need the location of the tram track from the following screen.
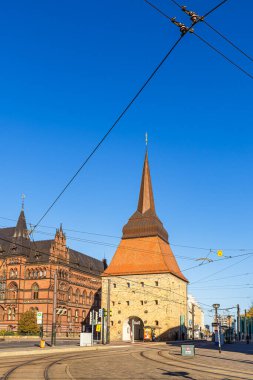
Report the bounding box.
[138,349,253,380]
[0,348,137,380]
[158,350,253,378]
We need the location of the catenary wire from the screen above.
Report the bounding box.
[2,215,253,253]
[30,35,186,235]
[144,0,253,80]
[30,0,229,235]
[203,20,253,63]
[193,32,253,80]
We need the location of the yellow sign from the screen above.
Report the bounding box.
[96,325,101,332]
[217,250,223,257]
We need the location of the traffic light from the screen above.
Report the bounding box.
[110,310,112,317]
[103,308,107,317]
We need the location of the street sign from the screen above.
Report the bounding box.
[212,322,219,327]
[96,325,101,332]
[37,311,43,325]
[181,344,195,357]
[99,308,103,318]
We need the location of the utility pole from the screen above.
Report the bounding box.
[106,279,111,344]
[51,270,57,346]
[213,304,221,354]
[245,309,247,340]
[192,304,195,341]
[237,304,240,341]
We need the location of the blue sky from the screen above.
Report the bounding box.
[0,0,253,323]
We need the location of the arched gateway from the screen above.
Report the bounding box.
[123,316,144,341]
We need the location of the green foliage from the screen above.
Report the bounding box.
[0,329,7,336]
[18,310,39,335]
[246,305,253,318]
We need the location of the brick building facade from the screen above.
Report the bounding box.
[0,210,105,335]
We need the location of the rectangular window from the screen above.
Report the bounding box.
[75,310,79,322]
[127,282,130,288]
[140,300,144,305]
[141,282,144,287]
[113,283,116,288]
[155,300,158,305]
[126,301,130,306]
[155,281,158,286]
[112,301,115,306]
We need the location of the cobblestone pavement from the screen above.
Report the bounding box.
[0,341,252,379]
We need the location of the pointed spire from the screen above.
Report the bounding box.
[137,151,156,214]
[13,209,29,239]
[122,151,168,241]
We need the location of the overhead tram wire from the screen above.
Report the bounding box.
[30,34,187,235]
[2,233,251,280]
[144,0,253,81]
[163,0,253,62]
[2,219,253,266]
[203,21,253,63]
[2,215,253,253]
[192,32,253,80]
[30,0,228,235]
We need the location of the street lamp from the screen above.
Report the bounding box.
[213,304,221,354]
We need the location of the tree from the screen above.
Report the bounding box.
[246,305,253,318]
[18,310,39,335]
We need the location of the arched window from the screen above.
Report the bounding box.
[9,269,14,279]
[75,309,79,323]
[89,291,93,305]
[32,283,39,299]
[0,306,4,321]
[34,269,38,279]
[7,307,12,321]
[68,287,73,302]
[31,269,34,279]
[39,268,43,278]
[14,268,18,278]
[12,307,16,320]
[82,290,86,305]
[0,282,5,300]
[76,289,80,304]
[94,293,100,307]
[67,308,72,323]
[82,310,86,321]
[8,282,18,299]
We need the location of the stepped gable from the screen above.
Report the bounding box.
[103,152,188,282]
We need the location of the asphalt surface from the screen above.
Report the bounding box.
[0,341,252,379]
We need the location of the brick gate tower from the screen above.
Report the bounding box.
[102,152,188,342]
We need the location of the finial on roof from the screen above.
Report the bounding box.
[21,193,26,210]
[60,223,63,232]
[145,132,148,149]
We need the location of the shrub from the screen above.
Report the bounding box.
[18,310,39,335]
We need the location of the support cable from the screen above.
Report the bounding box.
[145,0,253,80]
[193,32,253,80]
[30,35,184,234]
[204,21,253,63]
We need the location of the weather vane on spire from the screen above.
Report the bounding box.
[145,132,148,149]
[21,193,26,210]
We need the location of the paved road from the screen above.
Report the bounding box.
[0,341,252,379]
